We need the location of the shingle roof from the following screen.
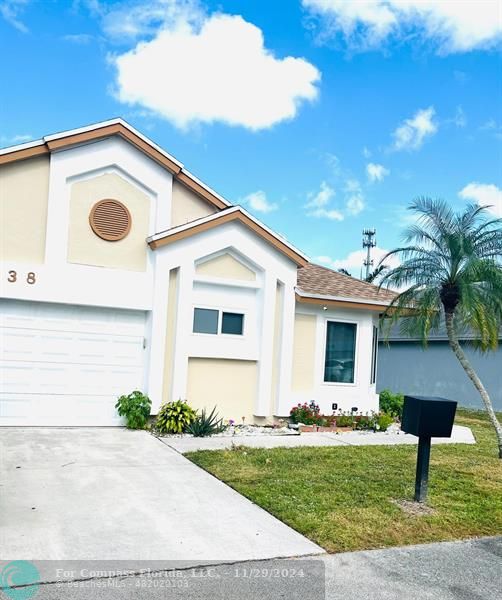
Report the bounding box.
[296,263,397,305]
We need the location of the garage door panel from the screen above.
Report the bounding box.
[1,329,143,366]
[1,363,144,396]
[0,300,147,426]
[0,394,125,425]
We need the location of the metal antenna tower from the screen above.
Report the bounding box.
[362,229,376,279]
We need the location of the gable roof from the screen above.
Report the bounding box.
[1,119,397,309]
[147,206,309,267]
[296,263,397,310]
[0,118,230,211]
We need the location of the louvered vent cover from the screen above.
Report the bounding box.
[89,199,131,241]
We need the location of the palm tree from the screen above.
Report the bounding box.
[379,198,502,458]
[365,264,388,283]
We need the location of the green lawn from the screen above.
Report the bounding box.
[187,408,502,553]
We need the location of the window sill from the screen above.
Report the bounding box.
[321,381,358,387]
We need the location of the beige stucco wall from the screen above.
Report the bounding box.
[186,358,257,423]
[162,268,179,404]
[0,156,50,264]
[67,173,150,271]
[171,180,217,227]
[291,313,317,392]
[195,253,256,281]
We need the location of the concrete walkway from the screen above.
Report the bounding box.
[160,424,476,453]
[0,428,322,574]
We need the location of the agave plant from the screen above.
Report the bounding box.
[186,407,225,437]
[379,198,502,457]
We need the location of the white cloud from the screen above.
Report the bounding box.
[392,106,437,151]
[305,180,335,209]
[459,182,502,217]
[111,10,321,130]
[479,119,502,140]
[63,33,93,44]
[366,162,389,182]
[346,194,365,215]
[325,152,342,175]
[452,105,466,128]
[242,190,278,214]
[362,146,371,158]
[316,246,400,277]
[0,0,29,32]
[100,0,202,41]
[453,70,469,83]
[305,179,366,220]
[302,0,502,54]
[0,133,32,147]
[316,255,333,265]
[344,179,365,215]
[304,181,344,220]
[344,178,362,193]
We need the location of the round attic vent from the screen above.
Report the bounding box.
[89,199,131,241]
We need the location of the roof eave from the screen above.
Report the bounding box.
[0,119,231,211]
[148,207,308,267]
[295,290,393,311]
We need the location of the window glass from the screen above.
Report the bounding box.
[193,308,219,334]
[371,326,378,384]
[324,321,357,383]
[221,312,244,335]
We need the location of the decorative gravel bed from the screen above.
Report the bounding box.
[159,424,299,438]
[157,423,409,439]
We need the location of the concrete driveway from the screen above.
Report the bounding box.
[0,428,322,572]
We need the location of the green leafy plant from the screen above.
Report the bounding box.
[379,389,404,418]
[355,414,377,430]
[376,412,394,432]
[115,390,152,429]
[335,413,355,428]
[155,399,196,434]
[187,407,225,437]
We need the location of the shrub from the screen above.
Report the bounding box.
[156,399,196,434]
[336,413,355,428]
[379,389,404,418]
[355,414,377,430]
[187,407,225,437]
[290,402,322,425]
[376,412,394,432]
[115,390,152,429]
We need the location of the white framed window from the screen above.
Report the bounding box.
[192,307,245,336]
[323,320,357,384]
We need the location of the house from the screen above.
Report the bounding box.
[0,119,396,426]
[377,325,502,411]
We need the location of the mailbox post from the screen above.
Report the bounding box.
[402,396,457,503]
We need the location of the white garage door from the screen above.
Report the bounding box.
[0,300,147,426]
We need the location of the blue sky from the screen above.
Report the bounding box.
[1,0,501,274]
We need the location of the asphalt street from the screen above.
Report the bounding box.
[5,536,501,600]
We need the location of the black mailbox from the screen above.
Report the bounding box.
[402,396,457,438]
[402,396,458,503]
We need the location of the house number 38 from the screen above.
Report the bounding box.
[7,271,36,285]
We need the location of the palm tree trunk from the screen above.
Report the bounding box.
[445,312,502,458]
